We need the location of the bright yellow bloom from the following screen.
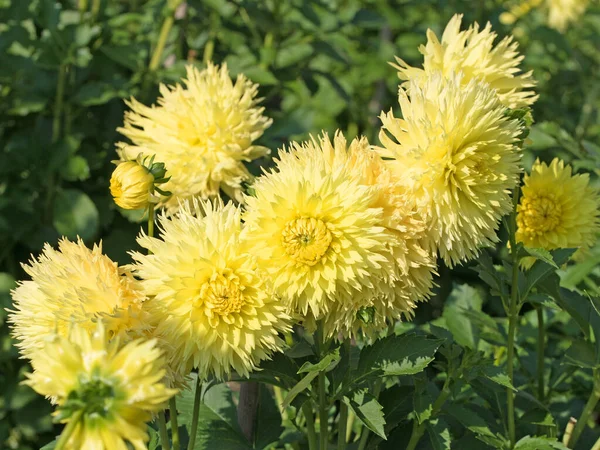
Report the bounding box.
[25,321,176,450]
[110,161,154,210]
[378,73,523,267]
[131,200,290,380]
[517,158,600,263]
[394,14,537,109]
[9,239,150,360]
[243,132,430,337]
[295,132,436,337]
[117,63,271,213]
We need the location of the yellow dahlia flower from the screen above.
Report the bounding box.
[517,158,600,261]
[25,321,176,450]
[9,238,150,360]
[243,131,427,337]
[378,73,523,267]
[293,132,435,337]
[110,160,154,210]
[117,63,272,213]
[131,200,290,380]
[394,14,537,109]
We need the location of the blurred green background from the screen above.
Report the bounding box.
[1,0,599,448]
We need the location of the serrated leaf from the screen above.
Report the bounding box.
[482,366,516,391]
[523,249,577,298]
[442,284,484,349]
[428,418,452,450]
[522,247,558,268]
[514,436,569,449]
[297,348,340,373]
[356,333,443,381]
[343,389,386,439]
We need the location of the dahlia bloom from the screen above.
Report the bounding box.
[9,239,150,360]
[117,63,271,213]
[378,73,523,266]
[131,200,290,380]
[516,158,600,262]
[546,0,590,32]
[394,14,537,109]
[25,321,176,450]
[243,131,434,337]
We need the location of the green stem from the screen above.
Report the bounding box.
[170,397,180,450]
[149,0,183,72]
[357,379,383,450]
[302,402,318,450]
[536,306,545,402]
[507,186,521,449]
[148,203,155,239]
[318,371,328,450]
[187,375,202,450]
[52,64,67,143]
[337,401,348,450]
[405,380,452,450]
[568,369,600,448]
[90,0,101,19]
[55,411,83,450]
[157,412,170,450]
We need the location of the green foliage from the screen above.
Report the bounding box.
[2,0,600,449]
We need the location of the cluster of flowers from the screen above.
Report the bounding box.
[8,14,600,450]
[500,0,592,32]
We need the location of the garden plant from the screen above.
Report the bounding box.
[2,1,600,450]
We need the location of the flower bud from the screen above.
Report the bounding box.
[110,161,154,210]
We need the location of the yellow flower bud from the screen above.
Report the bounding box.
[110,161,154,210]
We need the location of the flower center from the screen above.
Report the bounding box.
[517,194,562,236]
[282,218,332,266]
[203,272,244,315]
[59,375,116,419]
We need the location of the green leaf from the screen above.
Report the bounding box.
[249,353,300,389]
[0,273,16,324]
[297,348,340,373]
[177,377,251,450]
[343,389,386,439]
[40,440,57,450]
[52,189,99,241]
[482,366,516,391]
[523,249,577,298]
[564,340,598,368]
[522,247,558,268]
[254,385,284,450]
[442,284,484,349]
[427,418,452,450]
[281,372,318,409]
[356,333,443,380]
[414,382,437,424]
[514,436,569,449]
[60,156,90,182]
[444,404,503,443]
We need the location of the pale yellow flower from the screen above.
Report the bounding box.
[110,161,154,210]
[378,73,523,266]
[9,238,150,360]
[131,200,290,380]
[298,132,436,337]
[394,14,537,109]
[517,158,600,264]
[25,321,176,450]
[243,131,433,337]
[546,0,590,32]
[117,63,271,213]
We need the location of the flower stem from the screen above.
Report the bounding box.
[148,203,155,239]
[318,371,328,450]
[158,412,170,450]
[506,186,521,449]
[170,397,180,450]
[187,375,202,450]
[405,379,451,450]
[337,400,348,450]
[55,411,83,450]
[149,0,183,72]
[302,402,318,450]
[568,369,600,448]
[536,306,545,402]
